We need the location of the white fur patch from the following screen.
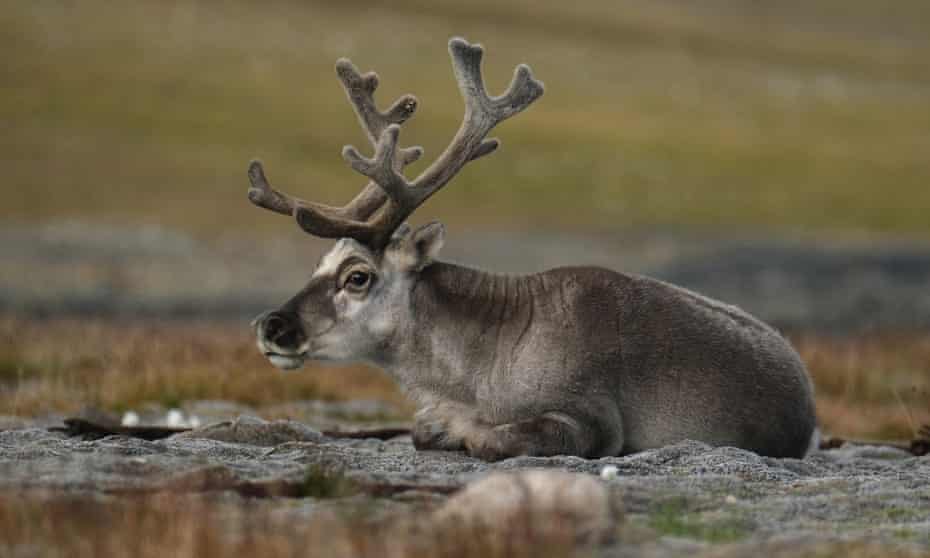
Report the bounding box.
[268,354,306,370]
[313,239,355,279]
[385,247,418,271]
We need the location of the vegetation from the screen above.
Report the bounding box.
[648,498,749,543]
[3,1,930,237]
[0,315,409,418]
[0,489,578,558]
[299,465,360,499]
[2,490,924,557]
[1,315,928,441]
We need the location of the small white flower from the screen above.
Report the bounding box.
[121,411,140,427]
[165,409,185,427]
[599,465,619,480]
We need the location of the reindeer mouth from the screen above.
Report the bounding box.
[264,351,307,370]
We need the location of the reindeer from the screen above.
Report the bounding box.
[247,38,817,460]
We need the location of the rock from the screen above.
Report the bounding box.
[0,415,36,431]
[1,424,928,556]
[433,470,622,545]
[181,400,258,423]
[174,415,324,446]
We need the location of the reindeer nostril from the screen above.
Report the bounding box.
[264,315,286,339]
[274,329,300,349]
[261,312,305,351]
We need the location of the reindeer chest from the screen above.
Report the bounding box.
[472,360,559,423]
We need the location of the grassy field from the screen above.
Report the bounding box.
[2,315,927,442]
[3,1,930,237]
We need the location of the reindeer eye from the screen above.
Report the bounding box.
[344,270,371,290]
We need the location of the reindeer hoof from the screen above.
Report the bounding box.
[412,423,464,452]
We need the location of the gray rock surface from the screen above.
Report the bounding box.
[1,417,928,556]
[174,415,326,446]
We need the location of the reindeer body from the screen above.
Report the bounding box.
[370,262,815,459]
[247,38,817,460]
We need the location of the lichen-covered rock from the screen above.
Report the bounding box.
[1,419,928,557]
[173,415,324,446]
[433,470,622,544]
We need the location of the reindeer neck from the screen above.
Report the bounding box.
[385,261,538,404]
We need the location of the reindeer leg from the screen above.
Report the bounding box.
[464,411,619,462]
[412,417,467,452]
[412,402,482,452]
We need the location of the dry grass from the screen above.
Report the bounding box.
[0,491,578,558]
[702,539,929,558]
[793,333,930,440]
[1,314,928,441]
[0,315,410,418]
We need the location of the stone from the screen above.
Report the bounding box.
[433,470,622,545]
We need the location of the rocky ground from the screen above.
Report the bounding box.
[1,403,928,557]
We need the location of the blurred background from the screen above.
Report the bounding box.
[2,0,929,439]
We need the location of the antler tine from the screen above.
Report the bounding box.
[331,58,424,222]
[339,37,543,242]
[447,38,544,146]
[247,56,426,241]
[334,59,422,162]
[343,125,416,206]
[247,159,350,220]
[247,160,292,216]
[248,159,383,242]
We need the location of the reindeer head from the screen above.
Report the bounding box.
[249,38,543,370]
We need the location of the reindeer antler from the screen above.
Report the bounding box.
[247,57,422,240]
[248,37,544,248]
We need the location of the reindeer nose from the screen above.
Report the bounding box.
[260,311,305,351]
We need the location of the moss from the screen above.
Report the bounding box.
[158,394,184,410]
[648,499,750,543]
[0,356,40,384]
[298,465,359,499]
[883,506,923,523]
[892,527,919,541]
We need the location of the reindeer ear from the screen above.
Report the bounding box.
[387,221,445,271]
[410,222,445,266]
[389,223,413,243]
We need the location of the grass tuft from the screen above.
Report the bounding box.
[299,465,359,499]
